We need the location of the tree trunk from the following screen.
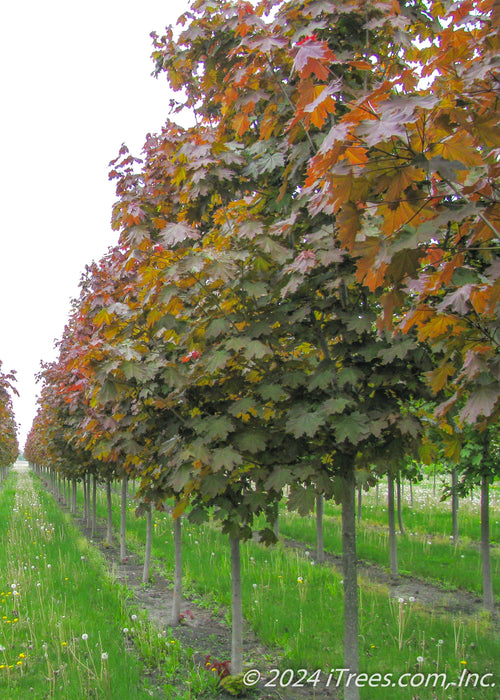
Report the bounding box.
[396,474,404,535]
[230,535,243,675]
[273,511,280,540]
[451,468,459,543]
[316,494,325,563]
[357,486,362,524]
[120,476,128,562]
[172,512,182,625]
[409,479,413,507]
[387,474,398,578]
[72,479,77,514]
[342,472,359,700]
[480,475,495,613]
[106,478,113,545]
[375,481,379,506]
[91,475,97,538]
[143,503,152,585]
[83,474,89,526]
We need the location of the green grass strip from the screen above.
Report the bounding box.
[68,479,500,700]
[0,468,158,699]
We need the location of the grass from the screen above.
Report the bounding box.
[62,474,500,700]
[0,466,220,699]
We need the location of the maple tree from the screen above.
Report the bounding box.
[130,0,435,686]
[25,0,499,692]
[0,361,18,472]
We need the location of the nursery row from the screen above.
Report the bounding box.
[34,463,500,700]
[0,465,221,699]
[21,4,500,699]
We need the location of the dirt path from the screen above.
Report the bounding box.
[64,502,497,699]
[82,519,339,699]
[283,539,498,619]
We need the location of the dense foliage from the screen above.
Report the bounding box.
[0,361,18,467]
[24,0,499,691]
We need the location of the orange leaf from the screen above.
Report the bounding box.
[380,200,416,235]
[425,362,456,393]
[337,203,361,250]
[233,113,251,137]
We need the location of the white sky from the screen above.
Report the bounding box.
[0,0,190,447]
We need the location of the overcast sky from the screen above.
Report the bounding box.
[1,0,190,446]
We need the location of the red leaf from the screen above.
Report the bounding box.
[293,41,336,81]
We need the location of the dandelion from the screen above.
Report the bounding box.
[460,660,467,665]
[101,652,108,660]
[131,614,137,622]
[297,576,304,584]
[417,656,424,663]
[123,628,129,634]
[81,634,88,641]
[18,653,25,659]
[408,596,415,603]
[398,597,405,603]
[438,639,444,646]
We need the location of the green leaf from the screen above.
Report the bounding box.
[205,317,230,339]
[194,415,235,441]
[211,446,244,471]
[243,339,272,360]
[286,408,325,438]
[233,430,267,454]
[286,484,316,516]
[257,383,290,401]
[322,397,352,415]
[334,412,371,444]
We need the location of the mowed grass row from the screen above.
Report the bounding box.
[62,475,499,700]
[0,467,219,700]
[323,479,500,543]
[272,482,500,597]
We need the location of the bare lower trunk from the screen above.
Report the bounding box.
[82,475,87,521]
[171,513,182,625]
[316,494,325,563]
[120,476,128,562]
[91,475,97,538]
[388,474,398,578]
[72,479,77,514]
[409,479,413,507]
[396,474,404,534]
[451,468,459,543]
[106,478,113,545]
[230,535,243,675]
[357,486,362,524]
[342,472,359,700]
[143,503,152,584]
[481,475,495,613]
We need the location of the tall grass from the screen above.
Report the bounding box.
[67,477,500,700]
[0,467,219,699]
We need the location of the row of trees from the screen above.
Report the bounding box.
[0,361,19,478]
[25,1,499,697]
